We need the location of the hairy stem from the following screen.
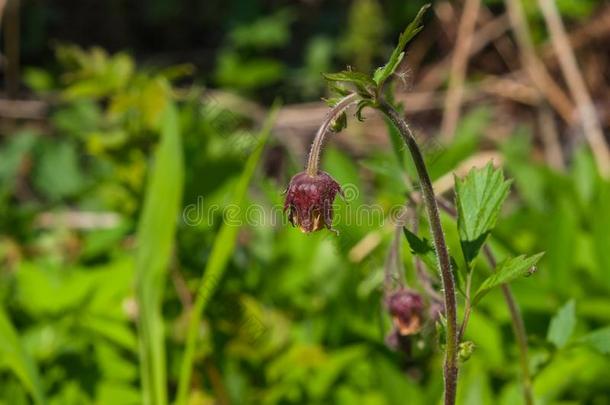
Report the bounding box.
[434,197,534,405]
[306,93,359,176]
[378,101,458,405]
[408,204,443,303]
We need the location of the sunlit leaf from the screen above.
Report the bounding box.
[455,163,512,263]
[323,71,376,95]
[473,253,543,305]
[372,4,430,87]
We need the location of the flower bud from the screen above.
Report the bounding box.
[284,171,343,233]
[386,289,424,336]
[458,341,475,362]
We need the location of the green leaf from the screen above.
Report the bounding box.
[176,103,280,405]
[403,227,466,296]
[0,309,46,405]
[323,71,376,95]
[402,227,437,271]
[373,4,430,87]
[327,83,352,97]
[455,163,512,263]
[135,99,184,405]
[578,326,610,354]
[547,300,576,349]
[472,253,544,305]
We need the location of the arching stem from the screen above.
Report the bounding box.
[378,100,459,405]
[306,93,359,176]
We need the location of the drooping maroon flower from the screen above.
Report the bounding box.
[386,289,424,336]
[284,171,343,233]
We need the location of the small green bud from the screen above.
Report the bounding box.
[330,112,347,132]
[458,341,475,362]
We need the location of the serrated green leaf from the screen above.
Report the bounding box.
[455,163,512,263]
[472,253,543,305]
[323,71,375,86]
[323,71,375,95]
[578,326,610,354]
[373,4,430,87]
[373,51,404,86]
[547,300,576,349]
[328,83,352,97]
[323,97,341,107]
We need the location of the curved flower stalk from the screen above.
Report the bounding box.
[306,93,359,176]
[284,93,358,234]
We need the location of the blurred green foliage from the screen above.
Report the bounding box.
[2,0,610,404]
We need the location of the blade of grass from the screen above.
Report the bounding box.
[176,102,280,405]
[135,100,184,405]
[0,308,46,405]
